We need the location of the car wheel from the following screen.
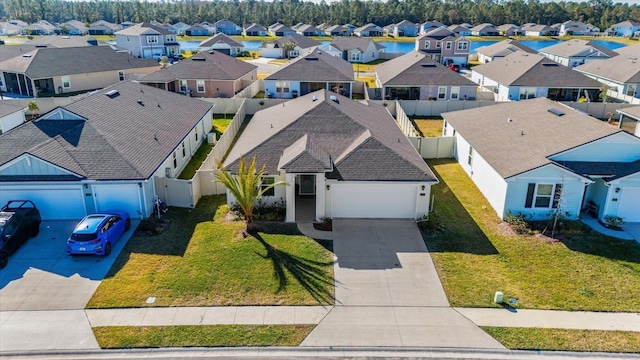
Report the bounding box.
[0,252,8,269]
[104,242,112,256]
[125,218,131,231]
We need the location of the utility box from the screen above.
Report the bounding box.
[207,132,217,145]
[494,291,504,304]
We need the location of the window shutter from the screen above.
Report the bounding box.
[525,183,535,208]
[552,184,563,209]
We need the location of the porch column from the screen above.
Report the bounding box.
[326,82,330,91]
[285,173,296,222]
[315,174,325,221]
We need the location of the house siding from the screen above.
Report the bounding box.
[0,110,24,133]
[51,67,159,95]
[605,172,640,220]
[551,132,640,162]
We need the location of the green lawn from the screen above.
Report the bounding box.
[177,143,213,180]
[425,159,640,312]
[87,195,334,308]
[94,325,314,348]
[483,327,640,353]
[213,114,234,138]
[412,118,444,137]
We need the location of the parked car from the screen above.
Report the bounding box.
[67,211,131,256]
[448,63,460,72]
[0,200,41,269]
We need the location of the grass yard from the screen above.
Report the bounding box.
[424,159,640,312]
[268,58,290,65]
[483,327,640,353]
[213,114,234,137]
[177,143,213,180]
[94,325,314,348]
[412,117,444,137]
[352,59,387,73]
[356,76,376,88]
[87,195,334,308]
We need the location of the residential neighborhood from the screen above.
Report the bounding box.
[2,4,640,357]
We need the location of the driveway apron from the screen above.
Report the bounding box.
[301,219,504,348]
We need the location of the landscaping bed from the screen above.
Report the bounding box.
[87,195,334,308]
[423,159,640,312]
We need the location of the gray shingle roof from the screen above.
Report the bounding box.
[277,134,332,172]
[472,52,601,87]
[199,32,243,47]
[0,46,159,79]
[139,50,257,82]
[575,52,640,83]
[328,37,385,52]
[375,51,477,87]
[0,82,212,180]
[274,34,320,49]
[224,90,436,182]
[613,43,638,56]
[618,106,640,119]
[538,39,617,58]
[24,35,102,48]
[475,39,536,57]
[557,160,640,181]
[355,23,381,32]
[115,22,171,36]
[442,98,621,179]
[0,44,39,62]
[265,47,354,82]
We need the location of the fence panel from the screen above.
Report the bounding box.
[198,169,227,195]
[154,177,195,207]
[395,100,419,137]
[232,80,263,99]
[408,136,456,159]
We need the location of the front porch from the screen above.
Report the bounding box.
[285,173,325,223]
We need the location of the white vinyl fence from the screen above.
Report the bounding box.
[233,80,263,99]
[408,136,456,159]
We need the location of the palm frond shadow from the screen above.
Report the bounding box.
[251,231,335,304]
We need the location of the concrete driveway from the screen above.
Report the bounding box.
[0,220,137,352]
[302,219,504,349]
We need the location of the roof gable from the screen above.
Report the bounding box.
[376,51,477,87]
[575,54,640,83]
[265,47,354,82]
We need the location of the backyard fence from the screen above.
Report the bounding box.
[233,80,264,99]
[408,136,456,159]
[559,101,639,119]
[395,100,419,137]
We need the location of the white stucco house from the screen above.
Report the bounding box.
[538,39,616,68]
[0,81,214,220]
[574,49,640,100]
[223,90,438,221]
[321,37,385,63]
[618,106,640,138]
[443,98,640,223]
[606,20,640,37]
[0,103,25,134]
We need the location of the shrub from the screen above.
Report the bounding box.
[136,217,165,235]
[505,212,533,235]
[604,215,624,229]
[230,198,286,222]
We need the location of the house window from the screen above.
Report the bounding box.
[61,76,70,88]
[424,42,430,49]
[446,41,452,50]
[166,35,175,42]
[436,41,441,48]
[195,127,199,141]
[172,152,177,169]
[350,53,360,62]
[181,142,186,157]
[276,80,290,93]
[627,84,636,97]
[147,35,159,43]
[525,183,563,208]
[457,41,468,50]
[196,80,205,93]
[261,177,275,196]
[118,70,125,81]
[438,86,447,99]
[451,86,460,100]
[179,80,187,92]
[519,87,536,99]
[468,146,474,166]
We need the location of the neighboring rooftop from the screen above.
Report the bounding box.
[538,39,617,58]
[574,53,640,83]
[376,51,477,86]
[265,47,353,82]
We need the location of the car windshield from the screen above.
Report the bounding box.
[70,232,98,242]
[74,215,107,234]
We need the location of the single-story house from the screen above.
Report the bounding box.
[138,50,257,98]
[88,20,120,35]
[354,23,382,37]
[264,47,354,99]
[574,51,640,99]
[0,22,23,35]
[223,90,438,221]
[198,33,244,56]
[521,23,558,36]
[259,34,320,59]
[470,23,499,36]
[375,51,477,100]
[0,46,159,97]
[0,81,214,220]
[0,103,25,134]
[173,22,191,35]
[559,20,599,36]
[448,24,472,36]
[538,39,616,68]
[26,20,56,35]
[471,52,602,102]
[243,23,267,36]
[496,24,520,36]
[606,20,640,37]
[186,24,209,36]
[321,37,385,63]
[59,20,88,35]
[387,20,418,37]
[475,39,536,63]
[324,25,345,37]
[618,106,640,137]
[214,19,241,35]
[269,23,296,37]
[296,24,323,36]
[443,97,640,223]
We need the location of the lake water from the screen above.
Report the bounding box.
[178,38,627,54]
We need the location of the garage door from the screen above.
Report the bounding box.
[215,48,231,55]
[619,188,640,222]
[93,184,143,218]
[0,186,85,220]
[331,183,418,218]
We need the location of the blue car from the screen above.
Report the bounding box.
[67,211,130,256]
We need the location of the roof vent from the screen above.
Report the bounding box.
[192,57,206,61]
[22,54,32,58]
[208,51,215,54]
[137,100,145,106]
[62,36,70,39]
[542,62,559,67]
[329,95,339,104]
[35,45,47,48]
[306,57,318,61]
[105,90,120,98]
[312,95,318,102]
[507,118,513,123]
[420,63,436,67]
[548,108,565,116]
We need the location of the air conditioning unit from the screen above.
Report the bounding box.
[165,167,173,177]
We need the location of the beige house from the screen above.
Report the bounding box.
[0,46,158,97]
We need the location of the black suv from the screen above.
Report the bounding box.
[0,200,41,269]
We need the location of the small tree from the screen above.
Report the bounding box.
[159,55,170,68]
[27,100,40,120]
[216,156,287,234]
[281,41,296,60]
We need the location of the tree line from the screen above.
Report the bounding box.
[1,0,637,33]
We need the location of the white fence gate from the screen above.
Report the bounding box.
[408,136,456,159]
[154,177,197,208]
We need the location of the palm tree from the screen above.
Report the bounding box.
[27,101,40,120]
[216,156,287,233]
[281,41,296,60]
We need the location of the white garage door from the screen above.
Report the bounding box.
[0,186,85,220]
[619,188,640,222]
[93,184,143,218]
[331,183,418,218]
